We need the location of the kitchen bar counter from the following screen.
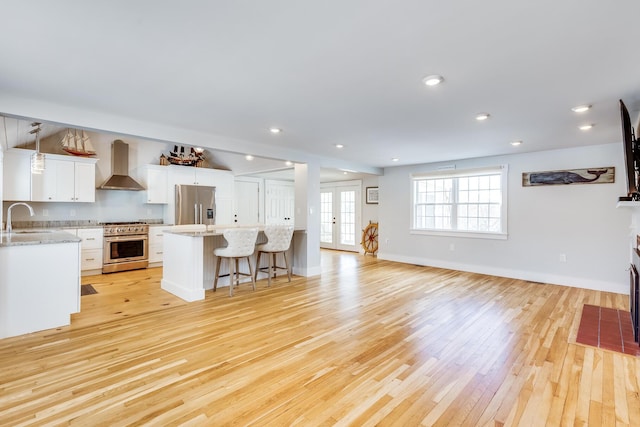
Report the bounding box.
[161,225,301,301]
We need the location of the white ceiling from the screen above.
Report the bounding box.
[1,0,640,179]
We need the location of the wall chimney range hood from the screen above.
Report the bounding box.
[99,140,145,191]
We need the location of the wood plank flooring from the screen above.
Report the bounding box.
[0,250,638,426]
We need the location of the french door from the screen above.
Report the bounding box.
[320,181,361,252]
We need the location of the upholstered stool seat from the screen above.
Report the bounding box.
[254,225,294,287]
[214,227,259,296]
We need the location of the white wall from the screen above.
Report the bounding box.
[378,143,631,294]
[361,174,379,226]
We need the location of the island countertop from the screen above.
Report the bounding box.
[162,224,305,237]
[0,230,81,247]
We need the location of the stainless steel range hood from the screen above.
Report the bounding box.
[99,140,145,191]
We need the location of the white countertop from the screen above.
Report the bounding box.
[0,230,81,247]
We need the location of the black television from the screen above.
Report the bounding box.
[620,99,640,201]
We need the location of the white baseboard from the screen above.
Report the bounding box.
[377,252,628,295]
[293,265,322,277]
[161,278,205,302]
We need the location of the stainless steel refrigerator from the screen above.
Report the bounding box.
[175,185,216,225]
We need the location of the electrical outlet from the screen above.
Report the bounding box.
[559,254,567,262]
[42,209,49,217]
[147,208,152,216]
[449,243,455,251]
[70,209,76,217]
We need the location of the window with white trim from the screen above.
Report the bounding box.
[411,165,508,237]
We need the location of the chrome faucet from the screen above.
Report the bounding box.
[6,202,35,233]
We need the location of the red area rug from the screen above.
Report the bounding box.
[576,304,639,356]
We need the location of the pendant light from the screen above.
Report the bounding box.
[30,122,45,174]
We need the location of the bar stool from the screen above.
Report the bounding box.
[254,225,294,287]
[213,227,259,296]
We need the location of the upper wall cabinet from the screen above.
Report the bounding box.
[143,165,169,204]
[3,149,97,203]
[30,153,97,202]
[3,149,32,201]
[167,165,233,189]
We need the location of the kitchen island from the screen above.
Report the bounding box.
[161,225,299,301]
[0,230,81,339]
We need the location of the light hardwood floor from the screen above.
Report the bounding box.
[0,250,638,426]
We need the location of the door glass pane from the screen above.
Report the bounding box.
[320,191,333,244]
[340,190,355,245]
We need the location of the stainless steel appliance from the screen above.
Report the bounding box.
[102,222,149,273]
[175,184,216,225]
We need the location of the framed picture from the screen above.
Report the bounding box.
[522,167,615,187]
[366,187,379,204]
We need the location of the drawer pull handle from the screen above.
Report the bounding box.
[86,258,94,261]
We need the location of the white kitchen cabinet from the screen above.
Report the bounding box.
[2,149,32,201]
[75,227,104,273]
[148,224,165,265]
[31,155,97,202]
[144,165,169,204]
[168,166,200,186]
[0,237,81,339]
[167,165,229,187]
[74,162,96,202]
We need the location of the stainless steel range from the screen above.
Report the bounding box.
[102,222,149,273]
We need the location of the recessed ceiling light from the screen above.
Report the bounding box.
[510,140,523,146]
[269,127,282,134]
[335,144,344,149]
[343,171,348,175]
[579,124,594,131]
[571,104,591,113]
[245,154,254,161]
[422,75,444,86]
[285,160,293,166]
[476,113,490,121]
[392,157,399,162]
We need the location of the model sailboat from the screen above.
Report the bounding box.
[61,129,96,156]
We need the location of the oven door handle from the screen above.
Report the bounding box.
[104,235,149,243]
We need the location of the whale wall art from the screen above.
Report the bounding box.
[522,167,615,187]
